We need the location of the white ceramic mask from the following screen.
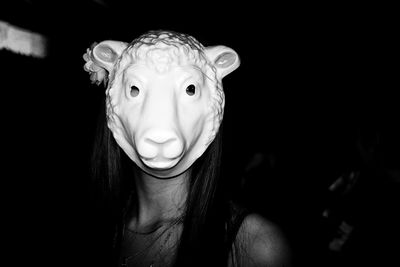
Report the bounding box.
[83,31,240,178]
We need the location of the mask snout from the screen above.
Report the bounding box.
[136,129,185,169]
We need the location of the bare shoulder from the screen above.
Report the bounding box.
[234,213,292,267]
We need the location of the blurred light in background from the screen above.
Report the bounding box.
[0,20,47,58]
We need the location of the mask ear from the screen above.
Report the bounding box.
[91,40,128,72]
[83,40,128,85]
[205,45,240,79]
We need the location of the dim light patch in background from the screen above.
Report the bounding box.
[0,20,47,58]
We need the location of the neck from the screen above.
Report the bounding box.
[128,166,190,231]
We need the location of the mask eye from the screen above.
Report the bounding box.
[130,85,140,97]
[186,84,196,96]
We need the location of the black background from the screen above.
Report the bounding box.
[1,1,398,266]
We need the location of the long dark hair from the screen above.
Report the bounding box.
[89,94,243,266]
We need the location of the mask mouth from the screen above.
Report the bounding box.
[141,156,182,170]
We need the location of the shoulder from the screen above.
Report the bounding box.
[234,213,292,267]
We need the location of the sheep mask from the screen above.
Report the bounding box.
[83,30,240,178]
